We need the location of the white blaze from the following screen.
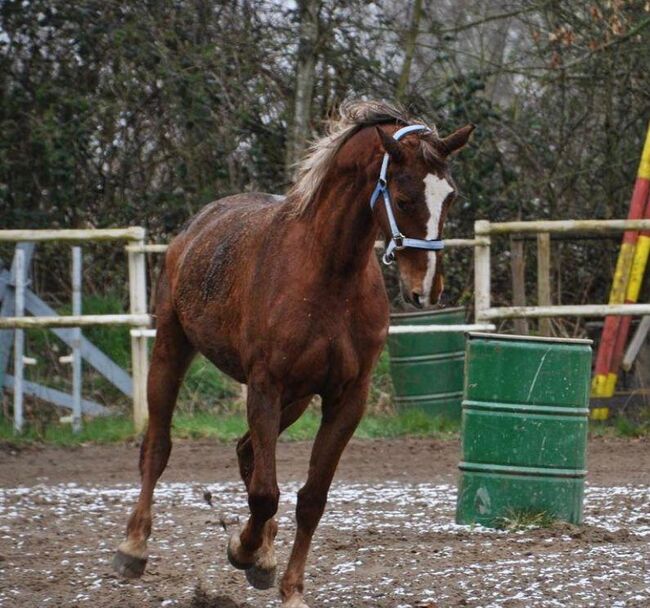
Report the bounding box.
[421,174,453,303]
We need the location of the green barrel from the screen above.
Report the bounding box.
[456,333,592,527]
[387,307,466,420]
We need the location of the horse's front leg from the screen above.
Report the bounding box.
[227,382,282,589]
[233,395,313,589]
[280,380,369,608]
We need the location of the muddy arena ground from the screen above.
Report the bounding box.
[0,436,648,608]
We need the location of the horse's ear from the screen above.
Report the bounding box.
[375,127,405,163]
[439,124,475,155]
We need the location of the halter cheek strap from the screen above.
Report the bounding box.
[369,124,445,265]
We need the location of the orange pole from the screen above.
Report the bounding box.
[591,124,650,420]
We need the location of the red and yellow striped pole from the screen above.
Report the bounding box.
[591,124,650,420]
[609,197,650,384]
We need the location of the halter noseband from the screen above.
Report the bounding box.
[369,124,445,265]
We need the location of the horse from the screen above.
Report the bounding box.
[113,100,473,607]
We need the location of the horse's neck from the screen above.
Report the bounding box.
[300,177,380,277]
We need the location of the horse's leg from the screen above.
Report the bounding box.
[113,308,194,578]
[280,381,369,608]
[234,395,313,589]
[227,383,282,586]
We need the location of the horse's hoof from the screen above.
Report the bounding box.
[283,593,310,608]
[112,550,147,579]
[245,563,277,590]
[227,535,253,571]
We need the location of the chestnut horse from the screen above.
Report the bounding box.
[113,101,473,607]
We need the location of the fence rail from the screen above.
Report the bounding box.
[476,219,650,235]
[0,227,146,242]
[0,314,151,329]
[474,219,650,324]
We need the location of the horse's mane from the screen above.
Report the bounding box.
[287,100,440,216]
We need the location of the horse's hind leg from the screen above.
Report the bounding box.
[233,395,312,589]
[279,381,368,608]
[113,307,194,578]
[227,381,283,586]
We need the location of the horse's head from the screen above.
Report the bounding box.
[373,123,474,308]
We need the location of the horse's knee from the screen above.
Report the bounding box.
[295,486,327,531]
[248,486,280,521]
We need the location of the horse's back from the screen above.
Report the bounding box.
[165,192,283,282]
[158,192,286,378]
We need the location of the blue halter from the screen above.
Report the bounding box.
[370,124,445,265]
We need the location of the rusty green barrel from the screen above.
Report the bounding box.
[456,333,592,527]
[387,307,466,420]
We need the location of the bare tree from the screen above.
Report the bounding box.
[396,0,424,103]
[285,0,323,179]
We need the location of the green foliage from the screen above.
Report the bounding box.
[179,356,240,413]
[497,509,556,531]
[0,415,135,445]
[0,409,460,445]
[613,415,650,438]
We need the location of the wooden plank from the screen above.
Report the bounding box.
[474,221,491,322]
[510,237,529,335]
[537,233,552,336]
[125,243,169,253]
[622,316,650,371]
[3,374,109,416]
[0,243,36,392]
[0,313,151,329]
[128,246,149,432]
[0,227,145,242]
[21,286,133,396]
[388,323,496,334]
[481,303,650,319]
[477,219,650,235]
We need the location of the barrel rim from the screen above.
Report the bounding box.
[458,461,587,478]
[390,306,465,320]
[467,332,593,346]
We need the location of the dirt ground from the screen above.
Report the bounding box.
[0,436,648,607]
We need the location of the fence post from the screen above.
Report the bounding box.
[474,221,491,322]
[71,247,83,433]
[13,249,25,433]
[0,243,35,394]
[537,233,552,336]
[128,240,149,432]
[510,236,529,335]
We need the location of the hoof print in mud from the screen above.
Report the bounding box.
[245,564,277,590]
[112,550,147,579]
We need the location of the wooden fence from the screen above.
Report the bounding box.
[0,229,150,432]
[3,219,649,433]
[474,219,650,323]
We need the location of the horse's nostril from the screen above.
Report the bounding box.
[412,292,425,308]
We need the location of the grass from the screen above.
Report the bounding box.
[589,415,650,439]
[21,292,240,414]
[496,509,556,531]
[0,409,460,446]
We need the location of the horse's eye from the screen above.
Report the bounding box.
[395,196,410,211]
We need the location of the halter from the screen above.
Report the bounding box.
[369,124,445,265]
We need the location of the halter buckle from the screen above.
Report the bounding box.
[382,251,395,265]
[393,233,405,250]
